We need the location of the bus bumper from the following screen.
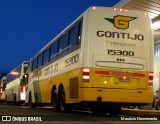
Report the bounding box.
[79,88,153,105]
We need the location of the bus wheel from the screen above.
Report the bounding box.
[16,101,21,106]
[91,107,106,115]
[29,93,35,108]
[51,90,60,112]
[108,107,121,116]
[59,89,72,113]
[13,94,17,105]
[6,96,9,104]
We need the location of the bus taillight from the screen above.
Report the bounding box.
[20,86,25,100]
[20,86,25,93]
[148,72,153,86]
[82,68,90,82]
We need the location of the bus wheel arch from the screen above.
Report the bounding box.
[51,85,60,112]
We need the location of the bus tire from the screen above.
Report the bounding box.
[51,90,60,112]
[6,95,9,104]
[16,101,21,106]
[108,107,121,116]
[29,92,35,108]
[59,89,72,113]
[13,94,16,105]
[91,107,106,115]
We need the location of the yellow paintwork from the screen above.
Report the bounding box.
[37,67,153,104]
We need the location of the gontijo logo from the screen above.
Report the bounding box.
[105,15,137,29]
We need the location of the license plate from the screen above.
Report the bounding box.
[118,77,130,83]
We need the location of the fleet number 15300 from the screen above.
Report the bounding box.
[107,49,134,56]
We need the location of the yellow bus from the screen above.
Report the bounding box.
[5,61,29,105]
[25,6,154,115]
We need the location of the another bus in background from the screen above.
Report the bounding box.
[25,6,154,115]
[5,61,29,105]
[0,76,6,102]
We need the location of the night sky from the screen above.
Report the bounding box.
[0,0,120,73]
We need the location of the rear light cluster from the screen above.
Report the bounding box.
[20,86,25,100]
[0,88,2,94]
[20,86,25,93]
[148,72,154,86]
[82,68,90,82]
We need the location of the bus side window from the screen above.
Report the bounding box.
[68,27,76,50]
[37,53,43,68]
[58,37,64,55]
[6,74,10,83]
[16,65,21,78]
[76,20,82,45]
[31,60,34,71]
[50,42,58,60]
[43,48,50,65]
[32,58,38,71]
[63,32,69,52]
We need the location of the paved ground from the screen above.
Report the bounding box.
[0,103,160,124]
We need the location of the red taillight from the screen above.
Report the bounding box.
[20,86,25,93]
[148,72,153,86]
[82,68,90,82]
[0,88,2,93]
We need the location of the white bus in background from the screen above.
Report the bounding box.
[25,6,154,115]
[5,61,29,105]
[0,76,6,102]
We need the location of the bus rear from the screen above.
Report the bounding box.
[0,76,6,102]
[5,61,28,105]
[81,7,154,113]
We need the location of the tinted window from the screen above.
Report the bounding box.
[50,42,58,60]
[33,58,38,71]
[38,53,43,68]
[76,21,82,45]
[43,48,50,65]
[68,28,75,49]
[63,33,69,52]
[58,37,63,55]
[6,65,22,83]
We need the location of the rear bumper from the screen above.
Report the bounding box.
[0,99,5,102]
[79,88,153,104]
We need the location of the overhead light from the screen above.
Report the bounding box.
[152,21,160,30]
